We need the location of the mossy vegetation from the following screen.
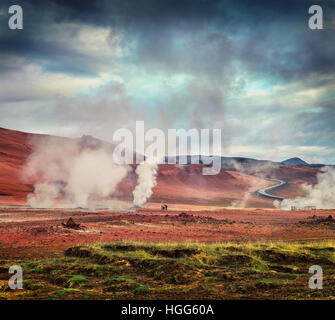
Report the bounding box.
[1,240,335,299]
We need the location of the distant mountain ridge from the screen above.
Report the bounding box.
[281,157,309,166]
[165,155,335,171]
[164,155,332,169]
[165,155,278,173]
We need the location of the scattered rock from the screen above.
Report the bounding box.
[65,246,92,257]
[62,217,83,230]
[300,215,335,225]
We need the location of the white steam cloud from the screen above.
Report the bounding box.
[275,167,335,210]
[23,135,130,208]
[132,161,158,207]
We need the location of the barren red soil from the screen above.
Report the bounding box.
[1,206,335,259]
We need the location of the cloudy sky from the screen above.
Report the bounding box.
[0,0,335,163]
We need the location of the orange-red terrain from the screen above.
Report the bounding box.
[1,127,332,260]
[0,127,320,207]
[1,207,335,259]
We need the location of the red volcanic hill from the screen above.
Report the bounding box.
[0,127,320,207]
[115,164,277,206]
[0,127,36,204]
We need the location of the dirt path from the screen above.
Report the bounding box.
[256,178,287,200]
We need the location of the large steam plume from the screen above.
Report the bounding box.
[132,161,158,207]
[275,167,335,210]
[23,135,130,208]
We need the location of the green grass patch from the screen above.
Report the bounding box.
[134,285,149,295]
[54,288,78,296]
[0,293,7,300]
[4,240,335,299]
[104,276,134,285]
[69,275,86,284]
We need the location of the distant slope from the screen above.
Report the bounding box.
[0,127,321,207]
[166,155,277,167]
[0,127,275,206]
[0,127,37,203]
[281,157,309,166]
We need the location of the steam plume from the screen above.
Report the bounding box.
[275,167,335,210]
[23,135,130,208]
[132,161,158,207]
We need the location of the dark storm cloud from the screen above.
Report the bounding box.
[226,0,335,81]
[0,0,335,162]
[1,0,334,79]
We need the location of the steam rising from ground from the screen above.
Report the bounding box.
[133,161,158,207]
[275,167,335,210]
[23,135,130,208]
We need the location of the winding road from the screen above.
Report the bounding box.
[256,178,287,200]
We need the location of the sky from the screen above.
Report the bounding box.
[0,0,334,164]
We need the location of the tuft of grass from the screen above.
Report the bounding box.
[54,288,78,296]
[104,276,134,285]
[259,279,281,286]
[258,278,293,286]
[22,261,37,268]
[0,293,7,300]
[69,275,86,284]
[203,283,215,291]
[28,267,44,274]
[134,285,149,295]
[30,283,43,290]
[22,280,31,286]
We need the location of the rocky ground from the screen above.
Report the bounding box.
[1,206,335,259]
